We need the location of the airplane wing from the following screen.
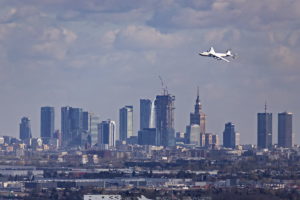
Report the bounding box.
[212,54,230,62]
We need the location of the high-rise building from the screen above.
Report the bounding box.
[90,114,100,146]
[138,128,156,145]
[223,122,237,149]
[53,130,62,148]
[212,134,219,146]
[190,88,206,134]
[155,94,175,146]
[257,104,272,149]
[205,133,213,147]
[140,99,152,130]
[119,106,133,141]
[19,117,32,142]
[98,119,116,149]
[235,132,240,146]
[186,124,201,146]
[61,106,84,147]
[41,106,55,144]
[175,132,185,144]
[82,111,90,132]
[81,112,100,146]
[185,88,206,146]
[278,112,293,148]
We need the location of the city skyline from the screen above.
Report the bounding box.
[10,98,298,146]
[0,0,299,145]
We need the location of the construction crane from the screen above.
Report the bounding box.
[158,76,168,95]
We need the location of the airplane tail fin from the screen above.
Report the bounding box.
[226,49,232,56]
[209,47,215,53]
[226,49,237,59]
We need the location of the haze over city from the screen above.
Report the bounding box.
[0,0,299,145]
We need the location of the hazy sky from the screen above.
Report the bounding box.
[0,0,299,144]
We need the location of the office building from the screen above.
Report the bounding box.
[98,119,116,149]
[235,132,240,146]
[257,105,272,149]
[223,122,236,149]
[155,94,175,146]
[186,124,201,146]
[19,117,32,142]
[278,112,293,148]
[205,133,213,147]
[119,106,133,141]
[41,106,55,144]
[212,134,219,146]
[82,111,90,132]
[140,99,152,130]
[175,132,185,144]
[61,106,84,147]
[138,128,156,145]
[53,130,62,148]
[90,114,100,146]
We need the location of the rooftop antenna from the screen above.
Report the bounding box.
[158,76,168,95]
[264,101,267,113]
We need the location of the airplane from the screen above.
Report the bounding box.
[199,47,236,62]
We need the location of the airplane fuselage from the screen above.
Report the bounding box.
[199,47,234,62]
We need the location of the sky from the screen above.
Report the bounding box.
[0,0,299,145]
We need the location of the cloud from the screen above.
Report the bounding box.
[148,0,300,31]
[113,25,184,50]
[33,27,77,60]
[271,46,298,68]
[204,28,240,43]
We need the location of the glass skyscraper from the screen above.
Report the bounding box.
[140,99,152,130]
[20,117,32,142]
[257,107,272,149]
[223,122,236,149]
[98,119,116,149]
[61,106,84,147]
[119,106,133,141]
[154,94,175,147]
[90,114,100,146]
[278,112,293,148]
[41,106,55,144]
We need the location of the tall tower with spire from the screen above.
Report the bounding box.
[190,87,206,134]
[257,102,272,149]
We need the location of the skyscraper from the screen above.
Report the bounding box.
[19,117,32,142]
[90,114,100,146]
[155,94,175,146]
[61,106,84,147]
[138,128,156,145]
[119,106,133,141]
[98,119,116,149]
[278,112,293,148]
[186,88,206,146]
[41,106,55,144]
[186,124,201,146]
[257,104,272,149]
[140,99,152,130]
[212,134,219,146]
[190,88,206,134]
[223,122,236,149]
[82,111,90,132]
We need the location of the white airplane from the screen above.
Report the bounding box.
[199,47,236,62]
